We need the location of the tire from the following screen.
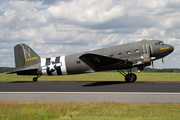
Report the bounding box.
[33,77,37,82]
[131,73,137,82]
[125,73,137,83]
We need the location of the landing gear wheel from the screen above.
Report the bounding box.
[131,73,137,82]
[33,75,41,82]
[117,70,137,83]
[125,73,137,83]
[33,77,38,82]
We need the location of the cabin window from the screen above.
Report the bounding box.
[127,51,131,55]
[77,61,81,64]
[110,54,114,57]
[118,53,122,56]
[135,49,139,53]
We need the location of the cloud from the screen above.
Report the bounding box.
[47,0,126,24]
[0,0,179,68]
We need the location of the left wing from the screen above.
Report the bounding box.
[79,53,133,71]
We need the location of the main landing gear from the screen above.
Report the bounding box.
[33,75,41,82]
[117,69,137,83]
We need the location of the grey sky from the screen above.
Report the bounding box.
[0,0,179,68]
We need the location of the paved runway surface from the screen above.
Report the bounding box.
[1,81,180,92]
[0,81,180,103]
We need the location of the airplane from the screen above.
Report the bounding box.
[8,39,174,83]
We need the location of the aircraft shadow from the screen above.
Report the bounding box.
[8,81,33,83]
[82,81,127,87]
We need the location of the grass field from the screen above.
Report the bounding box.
[0,102,180,120]
[0,72,180,81]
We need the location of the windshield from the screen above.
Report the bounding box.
[159,42,164,45]
[155,41,164,46]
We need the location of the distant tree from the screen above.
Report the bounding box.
[0,67,14,73]
[169,69,173,72]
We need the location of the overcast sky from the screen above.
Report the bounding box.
[0,0,180,68]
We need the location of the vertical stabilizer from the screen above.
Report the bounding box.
[12,44,41,74]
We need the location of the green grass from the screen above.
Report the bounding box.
[1,72,180,82]
[0,102,180,120]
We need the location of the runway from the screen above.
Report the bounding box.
[0,81,180,103]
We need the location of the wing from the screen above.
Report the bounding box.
[79,53,133,71]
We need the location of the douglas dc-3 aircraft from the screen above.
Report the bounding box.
[8,39,174,83]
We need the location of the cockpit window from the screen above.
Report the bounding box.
[155,42,164,46]
[159,42,164,45]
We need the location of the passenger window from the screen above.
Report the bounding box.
[127,51,131,55]
[155,43,158,46]
[135,49,139,53]
[77,61,81,64]
[110,54,114,57]
[118,53,122,56]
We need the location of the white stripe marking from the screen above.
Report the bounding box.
[41,58,46,66]
[60,56,67,75]
[41,58,47,75]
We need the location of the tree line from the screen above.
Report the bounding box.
[0,67,14,73]
[133,67,180,73]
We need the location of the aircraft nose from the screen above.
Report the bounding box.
[168,45,174,53]
[152,43,174,59]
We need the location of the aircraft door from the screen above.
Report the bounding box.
[141,44,151,67]
[142,44,153,56]
[146,44,150,54]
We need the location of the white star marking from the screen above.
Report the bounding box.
[48,62,55,71]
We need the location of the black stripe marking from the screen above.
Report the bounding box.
[46,58,52,75]
[57,66,62,75]
[56,57,62,75]
[46,58,51,65]
[55,57,60,63]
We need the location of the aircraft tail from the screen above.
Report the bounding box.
[8,44,41,75]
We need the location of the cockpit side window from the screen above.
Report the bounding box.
[159,42,164,45]
[155,42,164,46]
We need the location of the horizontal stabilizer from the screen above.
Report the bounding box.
[7,69,40,75]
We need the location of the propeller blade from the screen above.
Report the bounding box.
[162,58,164,64]
[149,44,152,57]
[151,61,154,70]
[149,44,155,71]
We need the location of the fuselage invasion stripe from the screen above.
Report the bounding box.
[56,57,62,75]
[41,58,46,75]
[60,56,67,75]
[46,58,52,75]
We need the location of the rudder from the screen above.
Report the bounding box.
[12,44,41,74]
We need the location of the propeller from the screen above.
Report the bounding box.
[149,44,155,71]
[162,58,164,64]
[151,61,154,70]
[149,44,164,71]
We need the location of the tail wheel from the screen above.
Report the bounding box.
[33,77,37,82]
[125,73,137,83]
[33,75,41,82]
